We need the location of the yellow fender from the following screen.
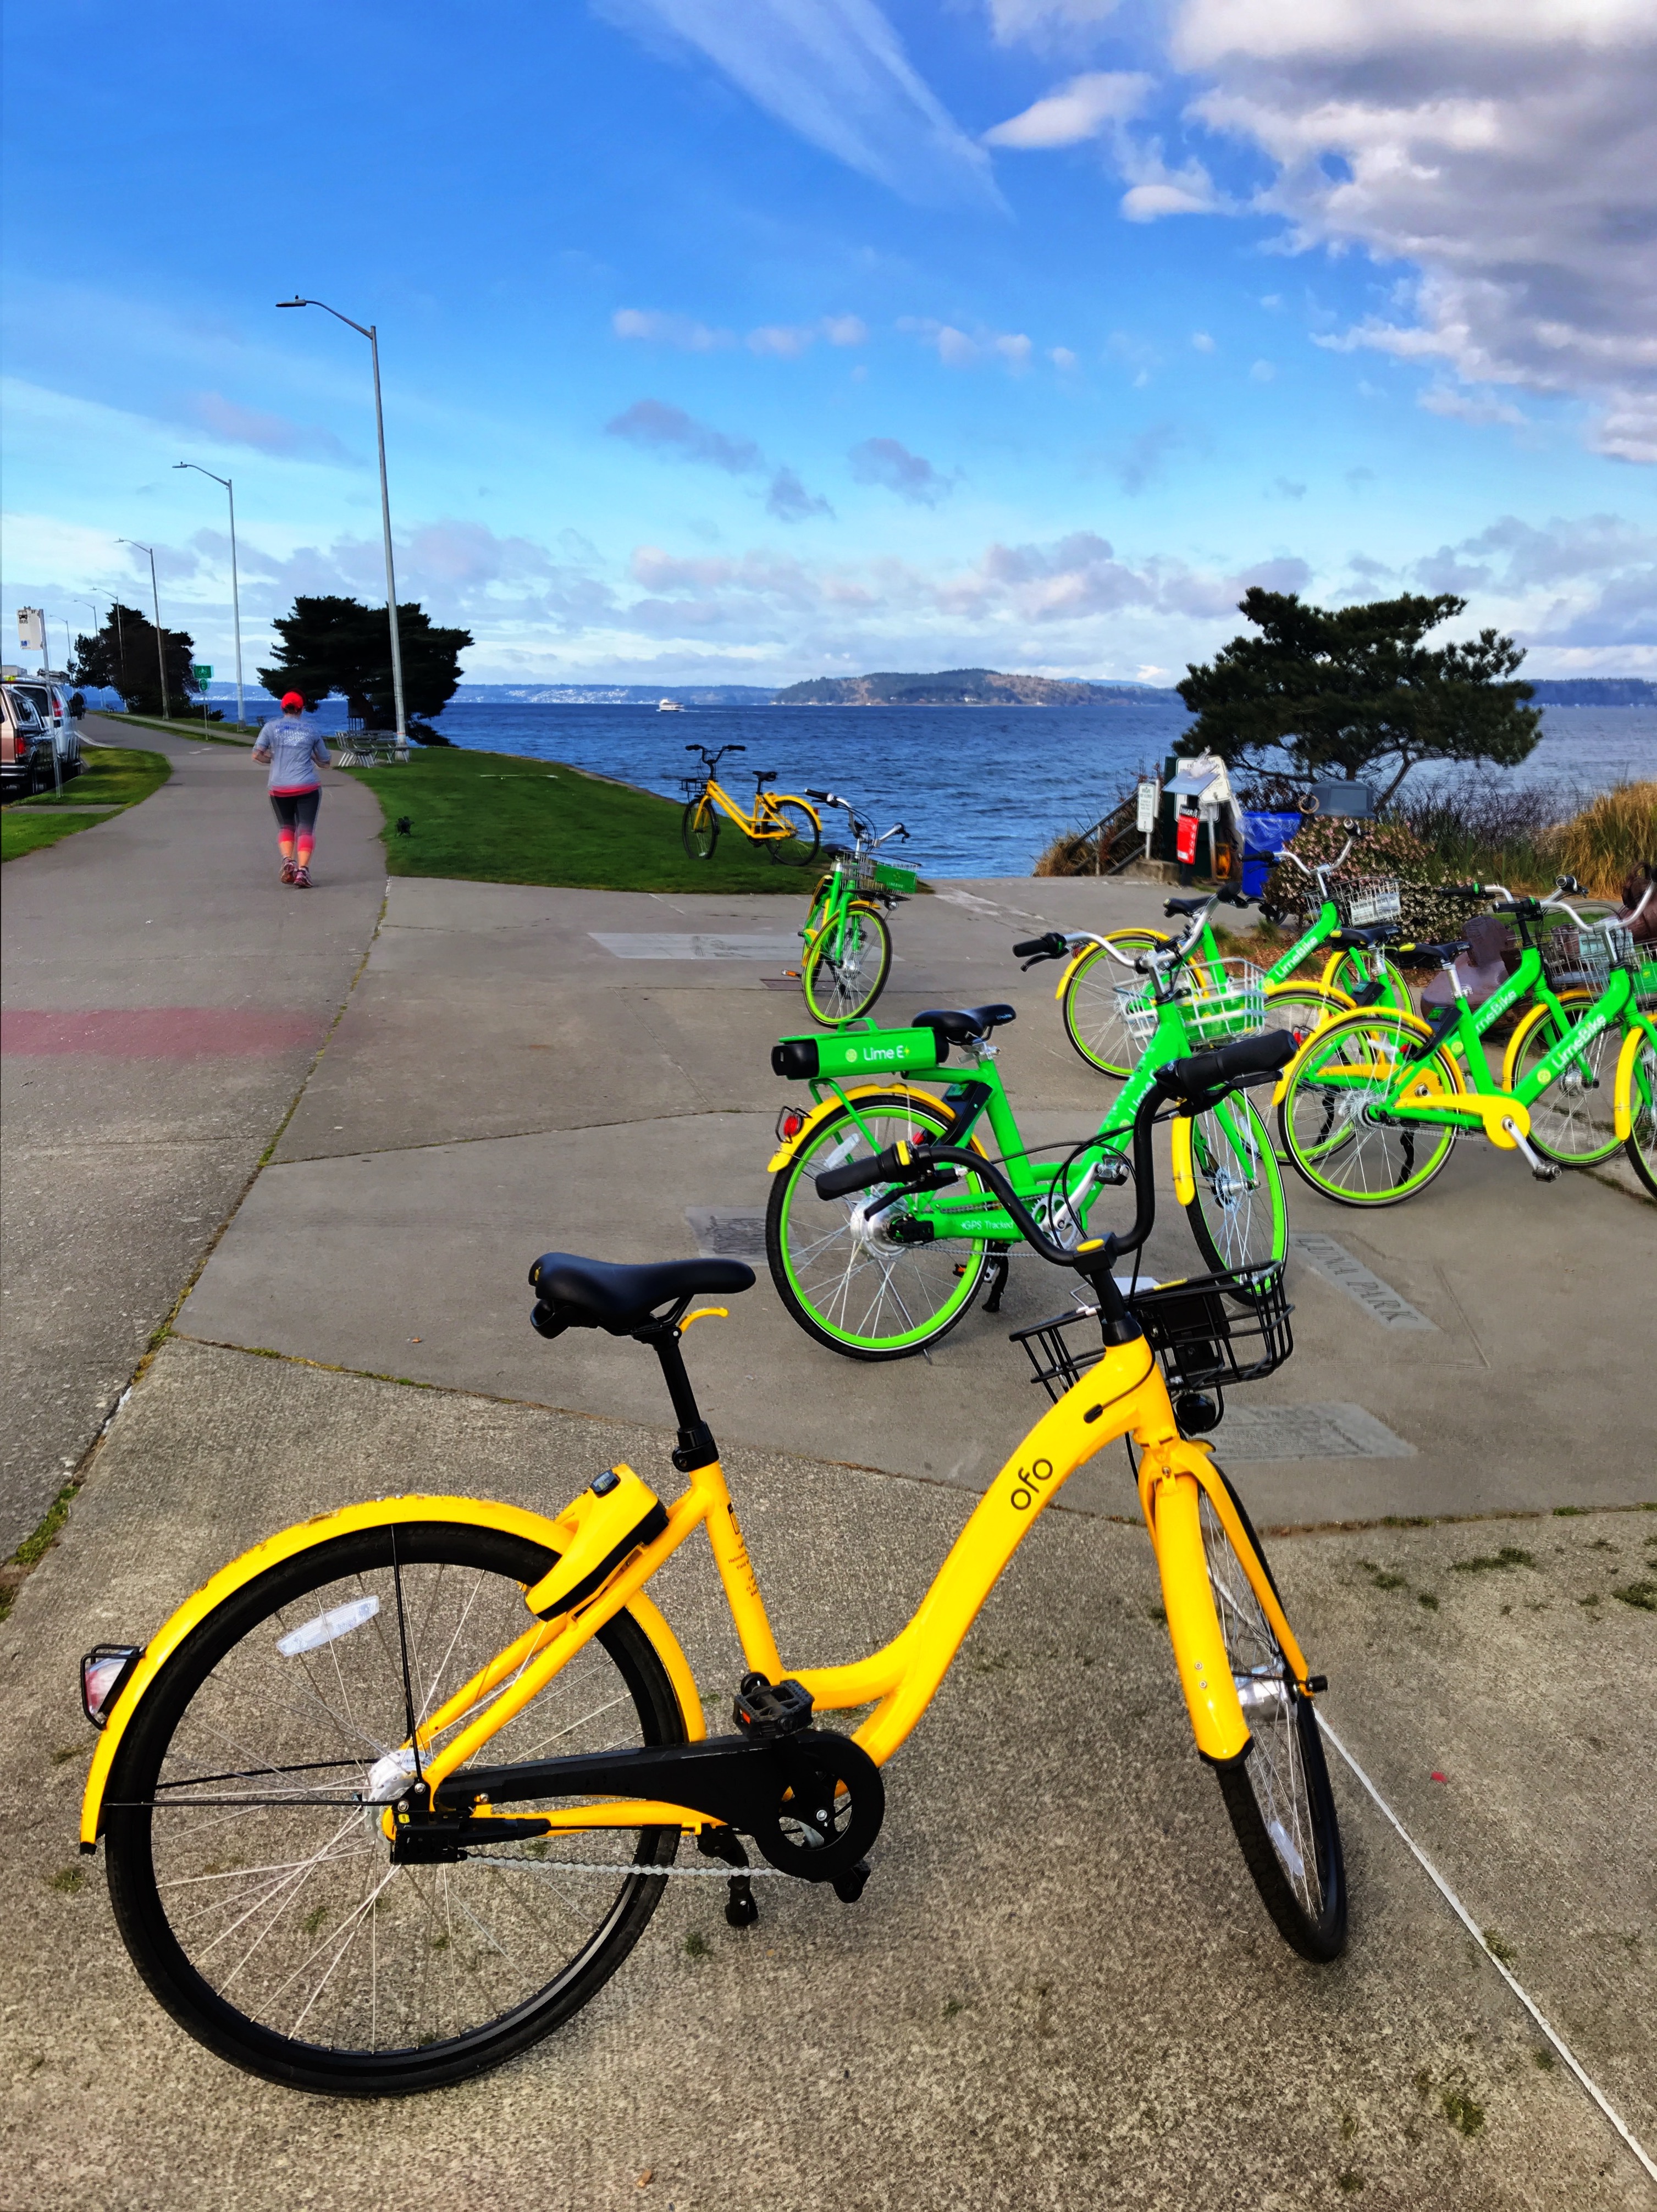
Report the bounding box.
[79,1494,705,1850]
[1614,1022,1645,1141]
[766,1081,951,1171]
[1169,1114,1195,1204]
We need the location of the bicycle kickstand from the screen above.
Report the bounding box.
[698,1824,760,1927]
[981,1244,1013,1313]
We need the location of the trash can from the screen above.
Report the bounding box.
[1240,811,1302,898]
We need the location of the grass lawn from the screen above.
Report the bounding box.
[347,745,828,892]
[1,744,171,862]
[97,713,257,744]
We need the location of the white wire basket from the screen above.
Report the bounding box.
[1541,921,1633,994]
[1116,957,1266,1048]
[1333,875,1401,927]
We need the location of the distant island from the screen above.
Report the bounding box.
[772,667,1163,706]
[1521,679,1656,706]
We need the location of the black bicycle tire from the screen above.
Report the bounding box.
[104,1523,684,2097]
[802,904,892,1027]
[1183,1093,1287,1276]
[765,1092,988,1358]
[1506,995,1622,1166]
[1059,930,1173,1077]
[764,799,821,867]
[681,796,718,860]
[1277,1010,1460,1207]
[1200,1481,1347,1962]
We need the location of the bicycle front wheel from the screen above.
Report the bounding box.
[766,1091,988,1357]
[763,798,820,866]
[1502,995,1621,1165]
[104,1522,685,2096]
[1279,1009,1460,1206]
[802,903,892,1026]
[1625,1030,1657,1198]
[1200,1480,1347,1961]
[1184,1092,1287,1274]
[1059,930,1173,1077]
[681,796,718,860]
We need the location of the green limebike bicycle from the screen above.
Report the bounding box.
[765,911,1291,1358]
[1275,882,1657,1205]
[791,790,916,1027]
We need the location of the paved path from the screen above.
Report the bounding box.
[0,715,383,1553]
[2,827,1652,2207]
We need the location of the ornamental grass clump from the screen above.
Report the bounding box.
[1553,781,1657,900]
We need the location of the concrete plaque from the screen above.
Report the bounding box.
[1288,1231,1438,1330]
[684,1207,769,1258]
[1211,1402,1416,1461]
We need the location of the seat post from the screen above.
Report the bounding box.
[635,1319,719,1472]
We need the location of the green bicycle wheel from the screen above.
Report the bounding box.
[1184,1092,1287,1274]
[1279,1008,1460,1206]
[1502,994,1621,1166]
[103,1522,684,2096]
[763,798,820,867]
[1626,1032,1657,1198]
[681,796,718,860]
[802,903,892,1027]
[1328,949,1412,1014]
[766,1091,988,1358]
[1059,930,1174,1077]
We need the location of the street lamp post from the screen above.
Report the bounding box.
[174,462,245,727]
[277,296,407,756]
[119,540,169,721]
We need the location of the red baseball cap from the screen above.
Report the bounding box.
[280,691,305,711]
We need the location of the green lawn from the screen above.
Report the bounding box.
[347,745,826,892]
[2,744,172,862]
[97,713,258,744]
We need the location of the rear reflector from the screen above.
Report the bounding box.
[81,1645,142,1729]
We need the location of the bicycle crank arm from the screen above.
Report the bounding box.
[432,1726,884,1881]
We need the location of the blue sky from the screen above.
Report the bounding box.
[3,0,1653,688]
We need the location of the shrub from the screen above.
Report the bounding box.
[1553,781,1657,899]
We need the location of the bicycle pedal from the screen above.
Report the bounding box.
[1532,1162,1560,1182]
[831,1859,871,1905]
[732,1672,814,1739]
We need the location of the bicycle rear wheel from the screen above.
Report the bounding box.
[802,903,891,1026]
[1200,1481,1346,1961]
[681,796,718,860]
[103,1522,684,2095]
[1279,1009,1459,1205]
[1183,1093,1286,1274]
[1059,930,1173,1077]
[766,1091,987,1357]
[763,799,820,866]
[1503,994,1621,1165]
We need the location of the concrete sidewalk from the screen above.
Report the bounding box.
[0,715,383,1553]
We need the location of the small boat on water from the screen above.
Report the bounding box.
[657,697,687,712]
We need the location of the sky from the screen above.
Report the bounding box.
[2,0,1654,690]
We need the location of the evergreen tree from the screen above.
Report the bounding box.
[258,595,472,739]
[71,602,198,718]
[1178,590,1540,806]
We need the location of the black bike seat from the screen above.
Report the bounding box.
[1397,940,1466,964]
[1329,925,1393,949]
[1164,896,1207,917]
[529,1252,755,1334]
[821,842,851,860]
[754,769,777,785]
[913,1004,1017,1046]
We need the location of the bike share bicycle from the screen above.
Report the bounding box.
[79,1031,1342,2097]
[790,788,916,1025]
[680,743,820,864]
[765,897,1287,1358]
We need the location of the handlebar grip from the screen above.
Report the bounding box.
[1154,1030,1297,1104]
[805,788,830,801]
[815,1140,906,1201]
[1013,932,1067,960]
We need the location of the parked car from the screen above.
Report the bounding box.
[2,683,52,799]
[9,677,82,781]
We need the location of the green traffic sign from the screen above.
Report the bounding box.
[191,663,212,682]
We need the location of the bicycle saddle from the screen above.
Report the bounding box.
[1164,896,1208,916]
[529,1252,755,1335]
[821,842,852,860]
[1329,925,1394,949]
[754,769,777,786]
[912,1004,1017,1046]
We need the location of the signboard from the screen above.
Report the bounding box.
[1135,778,1158,833]
[17,609,45,650]
[191,664,213,683]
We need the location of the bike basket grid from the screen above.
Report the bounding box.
[1332,875,1402,926]
[1539,919,1634,994]
[1011,1262,1294,1406]
[1114,957,1265,1049]
[855,853,918,896]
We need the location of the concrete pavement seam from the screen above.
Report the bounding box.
[1,888,390,1617]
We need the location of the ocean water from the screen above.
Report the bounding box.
[421,699,1657,878]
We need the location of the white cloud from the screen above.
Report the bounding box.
[612,307,733,350]
[606,0,1002,209]
[848,436,953,505]
[985,0,1124,43]
[1191,330,1215,351]
[899,318,1036,371]
[1417,383,1528,429]
[747,314,871,357]
[984,71,1151,148]
[1050,345,1080,370]
[1250,359,1275,381]
[604,397,833,522]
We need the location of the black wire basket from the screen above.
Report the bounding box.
[1010,1262,1294,1406]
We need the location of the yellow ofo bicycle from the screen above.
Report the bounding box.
[680,742,820,864]
[79,1033,1343,2096]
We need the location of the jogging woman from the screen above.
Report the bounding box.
[252,692,332,887]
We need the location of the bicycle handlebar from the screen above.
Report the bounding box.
[686,743,745,770]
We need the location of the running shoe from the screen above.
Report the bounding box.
[294,864,312,889]
[280,860,296,884]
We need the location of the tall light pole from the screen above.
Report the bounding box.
[277,296,407,755]
[119,540,169,721]
[174,462,245,727]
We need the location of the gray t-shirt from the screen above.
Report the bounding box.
[253,715,331,792]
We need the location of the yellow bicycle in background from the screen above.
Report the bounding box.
[79,1035,1343,2097]
[680,742,820,864]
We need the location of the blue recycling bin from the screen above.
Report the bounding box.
[1240,811,1302,898]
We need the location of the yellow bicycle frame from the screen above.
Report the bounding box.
[85,1336,1311,1849]
[697,777,820,847]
